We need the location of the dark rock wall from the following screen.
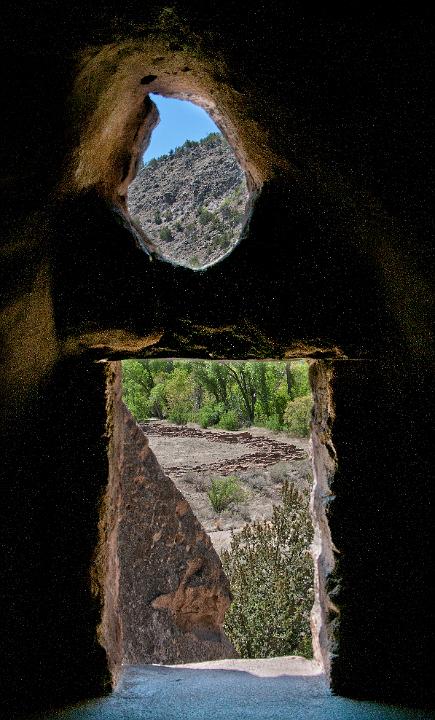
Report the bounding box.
[310,360,434,705]
[326,360,434,705]
[0,359,112,715]
[1,3,434,714]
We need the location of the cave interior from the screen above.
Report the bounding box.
[1,2,434,716]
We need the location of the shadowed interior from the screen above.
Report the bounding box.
[1,3,434,716]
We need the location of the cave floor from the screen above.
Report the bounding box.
[35,657,433,720]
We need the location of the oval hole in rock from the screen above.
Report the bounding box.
[127,94,250,269]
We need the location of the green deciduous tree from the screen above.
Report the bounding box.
[121,360,155,420]
[283,395,312,437]
[121,359,312,436]
[164,365,195,425]
[193,361,231,407]
[286,361,310,400]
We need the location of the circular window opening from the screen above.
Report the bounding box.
[127,94,250,269]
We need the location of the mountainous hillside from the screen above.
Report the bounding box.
[128,133,249,268]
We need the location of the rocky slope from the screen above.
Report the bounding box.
[127,133,249,268]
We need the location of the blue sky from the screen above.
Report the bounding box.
[143,94,220,162]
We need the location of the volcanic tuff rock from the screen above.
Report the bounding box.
[118,403,237,665]
[128,133,249,268]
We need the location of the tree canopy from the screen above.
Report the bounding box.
[122,359,312,436]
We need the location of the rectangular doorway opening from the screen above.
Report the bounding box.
[120,358,316,665]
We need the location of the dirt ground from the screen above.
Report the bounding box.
[141,421,312,555]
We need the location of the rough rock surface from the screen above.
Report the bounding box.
[118,403,237,664]
[127,133,249,267]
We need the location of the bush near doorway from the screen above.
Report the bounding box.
[222,480,313,658]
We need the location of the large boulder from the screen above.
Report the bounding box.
[117,404,237,665]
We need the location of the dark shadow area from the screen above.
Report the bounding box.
[2,5,434,717]
[0,360,112,717]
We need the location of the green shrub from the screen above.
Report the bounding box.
[198,402,222,428]
[234,181,245,198]
[168,404,190,425]
[215,232,231,250]
[229,209,243,225]
[202,132,221,147]
[198,207,215,225]
[283,395,312,437]
[263,414,283,432]
[159,226,173,242]
[148,382,167,419]
[222,480,313,658]
[154,209,162,224]
[182,139,199,150]
[218,409,241,431]
[208,476,245,513]
[269,461,290,484]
